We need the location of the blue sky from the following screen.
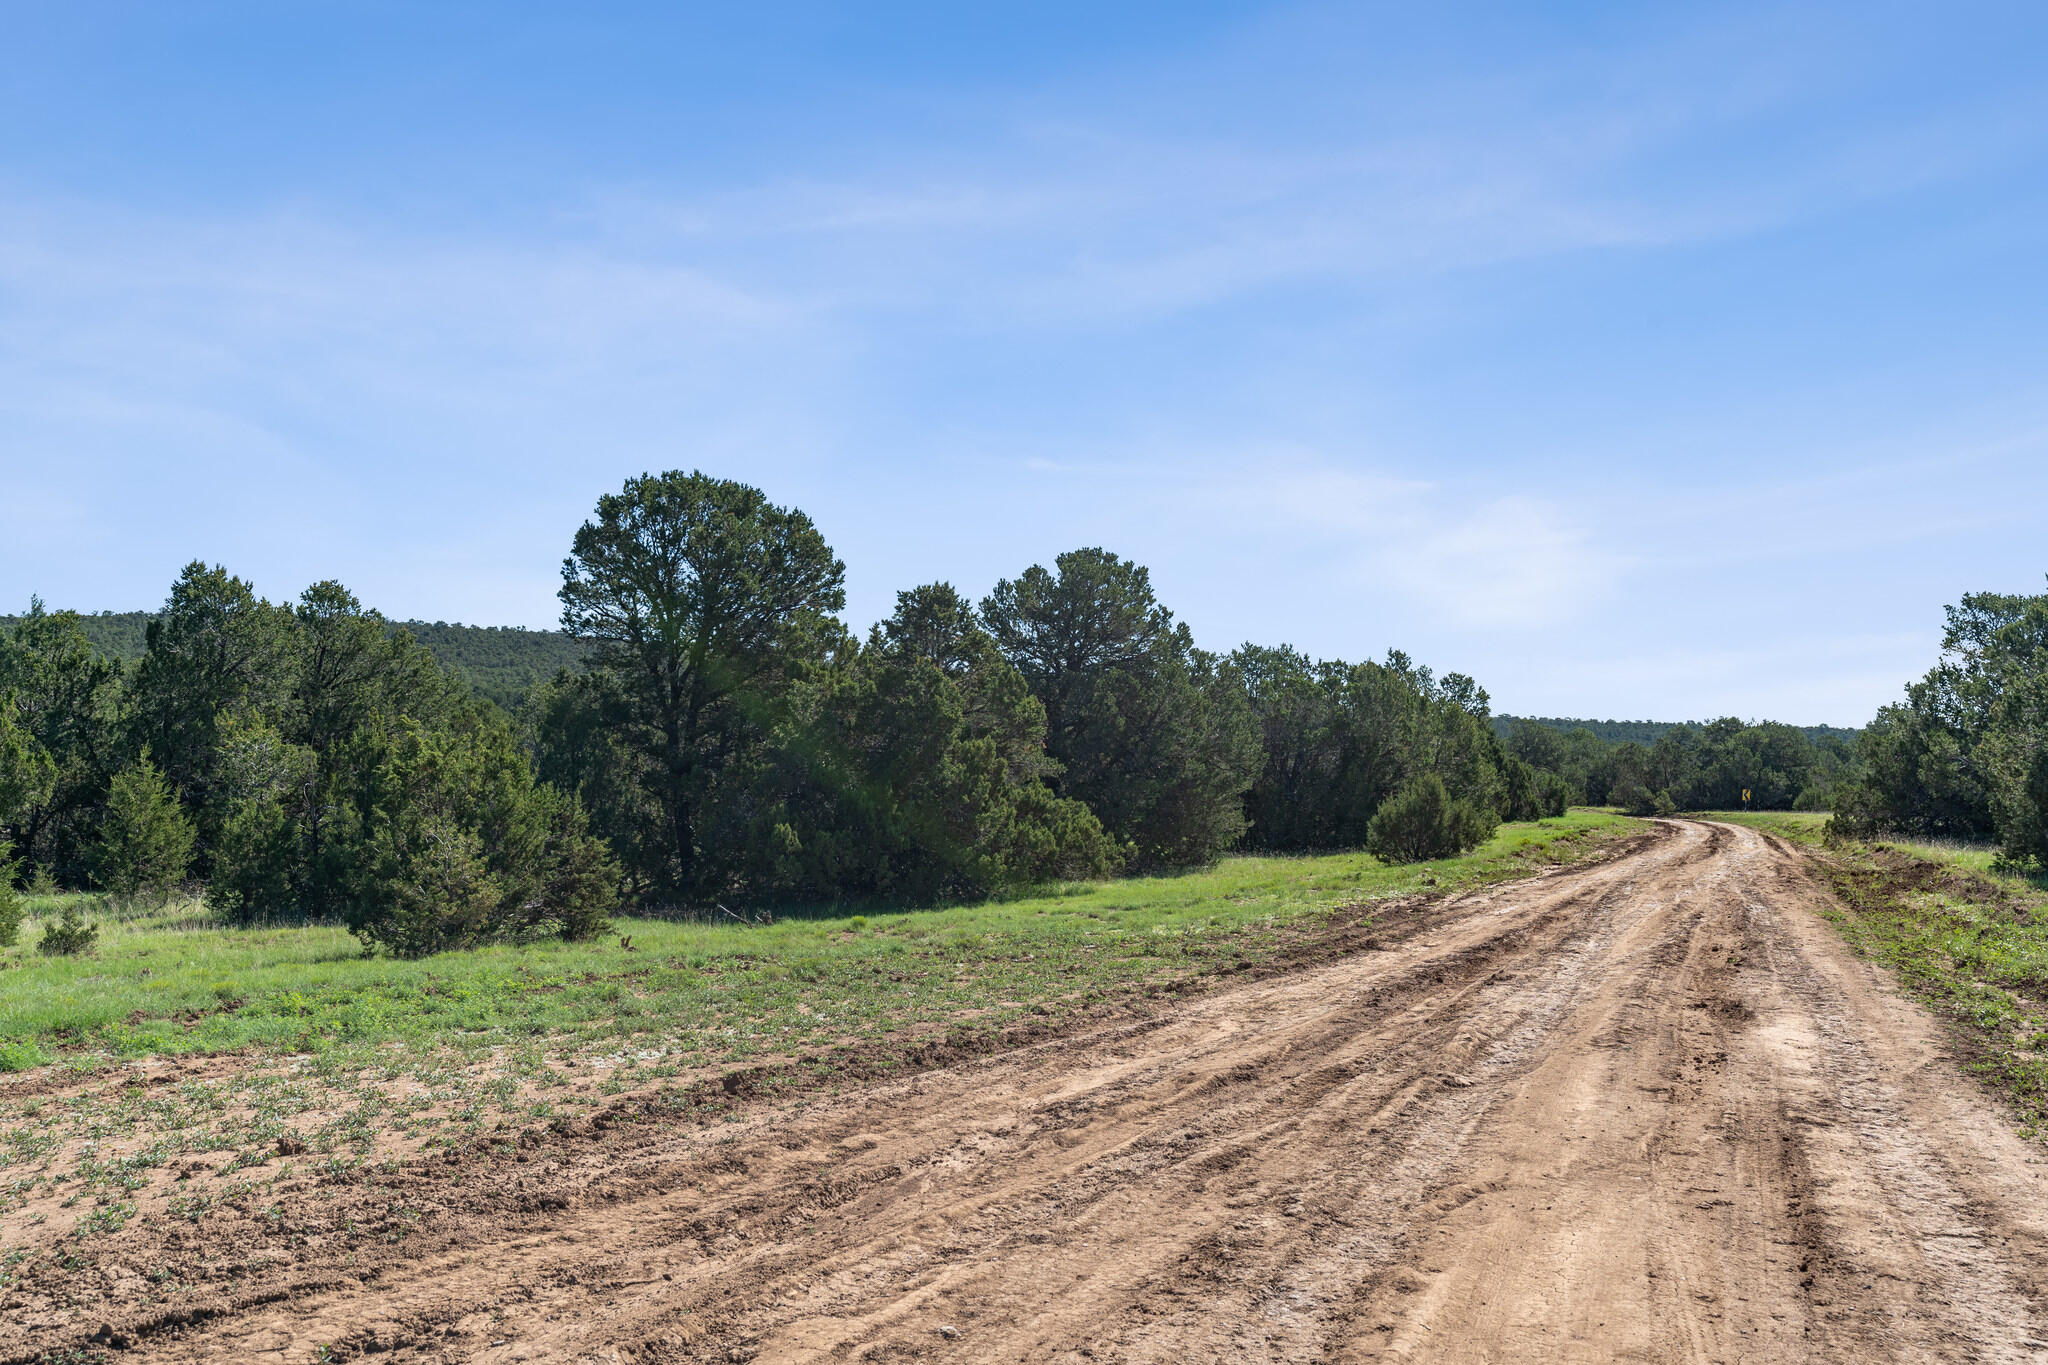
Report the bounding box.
[4,1,2046,725]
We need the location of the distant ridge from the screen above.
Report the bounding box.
[1494,715,1860,746]
[0,615,1869,740]
[0,609,584,711]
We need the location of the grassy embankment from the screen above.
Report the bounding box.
[1707,809,2048,1136]
[0,813,1644,1228]
[2,809,1637,1077]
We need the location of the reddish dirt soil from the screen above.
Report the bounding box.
[10,819,2048,1363]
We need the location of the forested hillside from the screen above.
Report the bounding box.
[0,610,156,662]
[381,622,584,709]
[0,611,584,710]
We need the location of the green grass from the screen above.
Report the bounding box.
[1696,809,1830,842]
[1701,808,2048,1137]
[0,812,1644,1240]
[0,810,1638,1076]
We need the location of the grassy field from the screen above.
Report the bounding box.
[1705,809,2048,1136]
[0,812,1645,1234]
[2,809,1641,1077]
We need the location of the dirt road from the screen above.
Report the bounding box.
[29,820,2048,1362]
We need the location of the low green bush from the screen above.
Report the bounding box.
[37,903,98,956]
[1366,774,1498,864]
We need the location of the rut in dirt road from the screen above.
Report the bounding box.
[72,822,2048,1362]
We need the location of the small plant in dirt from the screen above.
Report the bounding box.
[37,903,99,956]
[1366,774,1497,864]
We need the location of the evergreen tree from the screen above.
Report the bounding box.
[1834,587,2048,844]
[1984,670,2048,866]
[0,602,120,884]
[983,549,1260,868]
[557,471,846,898]
[346,717,618,956]
[126,563,297,853]
[0,691,56,847]
[92,753,195,901]
[743,588,1122,902]
[529,668,663,895]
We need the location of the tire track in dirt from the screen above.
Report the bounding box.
[21,819,2048,1363]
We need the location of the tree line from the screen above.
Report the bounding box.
[1497,715,1859,750]
[0,470,1635,954]
[1499,716,1857,817]
[1829,585,2048,865]
[0,571,618,957]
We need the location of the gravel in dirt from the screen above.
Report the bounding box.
[9,819,2048,1363]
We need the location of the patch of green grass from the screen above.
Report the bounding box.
[1704,809,2048,1136]
[0,811,1639,1074]
[1698,809,1830,843]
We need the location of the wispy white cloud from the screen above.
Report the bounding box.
[1197,457,1617,630]
[1391,497,1616,629]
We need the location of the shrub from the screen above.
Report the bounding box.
[1614,780,1676,818]
[92,753,194,903]
[534,790,620,942]
[37,903,97,956]
[1537,770,1574,818]
[1498,756,1544,822]
[359,818,503,959]
[209,796,302,925]
[0,852,23,949]
[1366,774,1497,864]
[345,719,619,958]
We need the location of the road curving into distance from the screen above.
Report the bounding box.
[51,820,2048,1362]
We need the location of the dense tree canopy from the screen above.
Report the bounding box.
[0,601,124,885]
[1492,711,1853,818]
[1834,585,2048,864]
[1235,645,1529,851]
[0,570,617,955]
